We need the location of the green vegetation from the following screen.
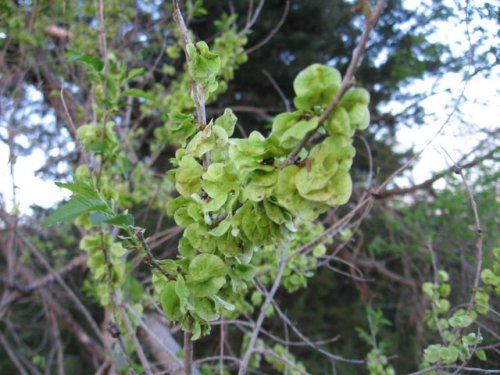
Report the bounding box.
[0,1,498,374]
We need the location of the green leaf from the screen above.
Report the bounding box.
[106,214,135,226]
[475,349,486,361]
[422,282,436,299]
[339,87,370,108]
[56,182,100,200]
[293,64,341,110]
[186,254,228,297]
[208,220,231,237]
[448,309,475,328]
[90,211,111,225]
[480,269,498,286]
[64,49,104,72]
[175,275,194,315]
[438,284,451,298]
[188,254,228,282]
[423,344,443,363]
[325,107,351,137]
[186,41,221,92]
[160,281,181,321]
[127,67,145,81]
[186,124,216,158]
[279,117,319,149]
[438,270,449,282]
[263,199,289,225]
[122,88,153,101]
[474,291,490,314]
[192,297,219,321]
[212,295,235,312]
[214,108,237,137]
[462,332,478,346]
[174,156,203,197]
[436,299,450,314]
[44,196,106,227]
[439,346,459,364]
[110,242,127,257]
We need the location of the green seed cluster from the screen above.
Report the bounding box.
[161,62,371,338]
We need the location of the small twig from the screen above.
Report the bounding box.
[219,316,225,375]
[252,347,311,375]
[456,166,483,302]
[243,0,265,33]
[96,0,108,75]
[135,230,176,280]
[0,253,87,294]
[114,298,154,375]
[246,0,290,54]
[238,243,288,375]
[262,69,291,112]
[270,298,365,365]
[47,305,65,375]
[0,333,29,375]
[280,0,387,169]
[0,211,105,345]
[184,331,193,375]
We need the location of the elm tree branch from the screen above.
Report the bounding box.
[280,0,388,168]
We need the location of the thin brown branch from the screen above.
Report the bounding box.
[243,0,265,32]
[374,148,496,199]
[270,297,365,364]
[262,69,291,112]
[0,253,87,294]
[238,244,288,375]
[114,297,154,375]
[246,0,290,54]
[0,332,29,375]
[0,209,105,346]
[342,252,418,288]
[135,230,176,280]
[184,331,193,375]
[280,0,388,168]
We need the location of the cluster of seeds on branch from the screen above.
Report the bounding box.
[160,58,371,338]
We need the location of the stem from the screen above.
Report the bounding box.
[184,330,193,375]
[172,0,210,168]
